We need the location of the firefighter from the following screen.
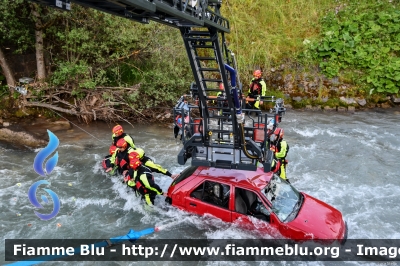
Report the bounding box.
[216,82,229,116]
[129,146,178,179]
[106,138,137,175]
[124,157,166,206]
[246,69,266,112]
[106,139,178,179]
[103,145,117,173]
[111,125,135,148]
[269,128,290,182]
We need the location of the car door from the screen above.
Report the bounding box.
[185,180,232,222]
[231,186,281,236]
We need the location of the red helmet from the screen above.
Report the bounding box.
[273,128,284,140]
[128,151,140,161]
[112,125,123,136]
[130,159,141,171]
[116,138,128,150]
[253,69,262,78]
[109,145,117,155]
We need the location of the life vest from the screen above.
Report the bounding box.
[250,79,263,95]
[115,147,135,170]
[112,133,127,145]
[132,147,145,159]
[271,159,281,174]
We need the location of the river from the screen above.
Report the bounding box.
[1,108,400,266]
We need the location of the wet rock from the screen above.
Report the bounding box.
[0,128,46,148]
[348,106,356,113]
[48,120,71,132]
[356,98,367,106]
[305,105,313,110]
[338,106,346,112]
[340,97,356,105]
[324,106,335,111]
[380,102,392,109]
[391,96,400,104]
[3,122,10,127]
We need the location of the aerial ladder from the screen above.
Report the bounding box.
[29,0,286,172]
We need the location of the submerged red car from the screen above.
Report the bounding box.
[166,166,347,242]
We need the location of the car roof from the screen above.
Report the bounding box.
[195,166,273,190]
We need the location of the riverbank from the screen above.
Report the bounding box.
[2,104,400,150]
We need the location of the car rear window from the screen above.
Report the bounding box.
[171,165,198,186]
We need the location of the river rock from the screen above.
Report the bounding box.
[28,118,71,134]
[356,98,367,106]
[339,97,356,105]
[324,106,335,111]
[0,128,46,148]
[391,96,400,104]
[321,97,329,103]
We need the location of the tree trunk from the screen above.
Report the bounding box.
[31,6,46,81]
[35,29,46,80]
[0,47,16,88]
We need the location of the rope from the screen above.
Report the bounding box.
[48,109,109,146]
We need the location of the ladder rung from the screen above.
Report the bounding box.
[210,130,233,134]
[209,143,236,148]
[202,78,222,82]
[187,37,213,42]
[196,56,216,60]
[199,68,219,72]
[209,115,229,119]
[206,96,226,101]
[187,31,211,36]
[192,45,215,48]
[204,88,223,92]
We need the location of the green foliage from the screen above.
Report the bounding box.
[224,0,335,84]
[0,84,8,99]
[51,61,94,89]
[46,6,192,107]
[304,1,400,94]
[0,0,34,53]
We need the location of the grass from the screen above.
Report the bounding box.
[223,0,338,81]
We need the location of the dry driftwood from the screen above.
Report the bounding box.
[21,87,145,124]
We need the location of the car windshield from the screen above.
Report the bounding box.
[261,174,302,222]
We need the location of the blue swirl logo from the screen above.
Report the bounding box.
[33,130,59,176]
[28,180,60,220]
[30,130,60,220]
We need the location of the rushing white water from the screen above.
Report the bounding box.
[1,108,400,266]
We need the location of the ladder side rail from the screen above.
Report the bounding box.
[180,27,211,145]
